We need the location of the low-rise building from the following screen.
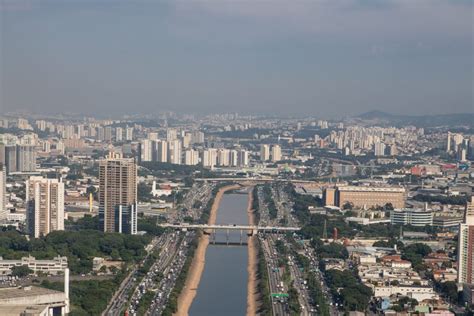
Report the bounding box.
[0,256,67,275]
[372,285,438,301]
[391,208,433,226]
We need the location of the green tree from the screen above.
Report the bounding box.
[11,265,33,277]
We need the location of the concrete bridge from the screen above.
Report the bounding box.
[160,223,301,245]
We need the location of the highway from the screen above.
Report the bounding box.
[126,231,182,315]
[147,232,194,315]
[260,235,288,316]
[103,236,161,316]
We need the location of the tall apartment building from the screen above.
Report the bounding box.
[26,177,65,238]
[217,149,230,166]
[0,165,6,221]
[115,127,123,142]
[237,150,249,167]
[202,149,217,168]
[229,150,238,167]
[168,140,182,165]
[260,144,270,162]
[1,145,36,174]
[166,129,177,142]
[140,140,153,162]
[184,149,199,165]
[324,185,406,209]
[374,142,386,156]
[458,199,474,285]
[191,131,205,144]
[153,140,167,163]
[271,145,282,162]
[99,153,137,234]
[125,127,134,141]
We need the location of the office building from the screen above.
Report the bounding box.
[26,177,65,238]
[458,199,474,285]
[325,185,406,209]
[390,208,433,226]
[260,144,270,162]
[99,153,137,234]
[271,145,282,162]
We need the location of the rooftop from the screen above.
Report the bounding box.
[0,286,63,301]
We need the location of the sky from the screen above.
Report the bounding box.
[0,0,473,118]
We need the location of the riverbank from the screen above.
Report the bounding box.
[174,184,240,316]
[246,187,260,316]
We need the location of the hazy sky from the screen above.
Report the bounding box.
[1,0,473,117]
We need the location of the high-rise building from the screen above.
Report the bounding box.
[125,127,134,141]
[374,142,386,156]
[202,149,217,168]
[26,177,65,238]
[115,127,123,142]
[140,140,153,162]
[260,144,270,162]
[0,164,6,221]
[184,149,199,165]
[2,145,36,174]
[99,153,137,234]
[229,150,238,167]
[148,132,159,141]
[156,140,168,163]
[446,132,452,152]
[182,133,191,149]
[237,150,249,167]
[191,131,205,144]
[16,145,36,172]
[271,145,282,162]
[217,149,230,166]
[458,198,474,285]
[2,145,16,174]
[166,129,177,142]
[168,140,182,165]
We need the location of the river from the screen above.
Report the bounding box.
[189,192,249,316]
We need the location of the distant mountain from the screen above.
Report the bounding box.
[356,111,474,127]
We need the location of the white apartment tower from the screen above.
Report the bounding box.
[26,177,65,238]
[168,140,182,165]
[271,145,282,162]
[184,149,199,165]
[260,144,270,162]
[458,198,474,285]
